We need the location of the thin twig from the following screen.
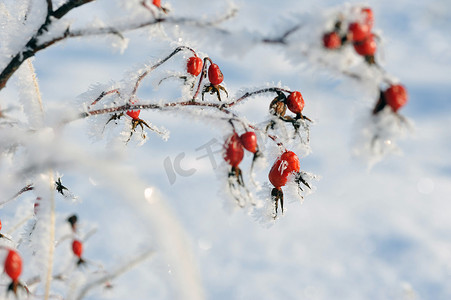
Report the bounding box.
[74,250,154,300]
[225,87,291,108]
[89,89,120,107]
[0,5,234,92]
[262,23,303,44]
[130,46,196,99]
[0,0,96,91]
[45,171,56,300]
[0,184,34,206]
[5,213,34,235]
[191,57,212,101]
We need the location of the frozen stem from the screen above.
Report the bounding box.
[73,250,154,300]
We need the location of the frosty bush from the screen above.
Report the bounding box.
[0,1,410,299]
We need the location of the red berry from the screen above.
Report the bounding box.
[34,197,41,215]
[240,132,258,153]
[187,56,203,76]
[208,63,224,86]
[362,7,374,29]
[72,240,83,258]
[323,32,341,49]
[384,84,408,112]
[353,35,376,56]
[223,133,244,167]
[0,219,2,231]
[286,91,305,114]
[152,0,161,7]
[126,110,140,120]
[4,250,22,281]
[348,22,371,42]
[268,151,300,189]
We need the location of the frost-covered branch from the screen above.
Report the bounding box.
[0,0,96,91]
[73,250,154,300]
[262,23,303,44]
[0,3,235,92]
[0,184,34,206]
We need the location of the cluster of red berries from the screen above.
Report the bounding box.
[222,130,259,207]
[224,131,258,169]
[323,7,377,63]
[187,56,224,86]
[0,219,11,241]
[186,54,227,101]
[220,89,312,216]
[109,102,153,143]
[321,8,409,115]
[222,130,258,204]
[222,122,311,217]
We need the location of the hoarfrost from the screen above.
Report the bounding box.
[36,17,72,48]
[14,59,44,128]
[353,107,414,168]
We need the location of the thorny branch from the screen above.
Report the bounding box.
[0,4,236,92]
[82,87,293,119]
[79,86,302,150]
[262,23,303,44]
[131,46,196,99]
[74,44,305,147]
[0,184,34,206]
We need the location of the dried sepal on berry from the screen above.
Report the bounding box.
[269,91,287,117]
[67,214,78,232]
